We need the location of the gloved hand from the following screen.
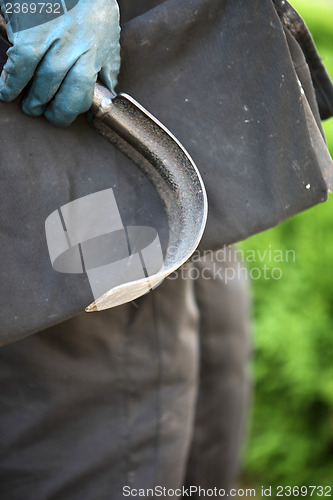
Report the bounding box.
[0,0,120,126]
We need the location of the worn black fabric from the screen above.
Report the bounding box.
[0,0,332,343]
[185,250,252,496]
[0,253,252,499]
[0,264,200,499]
[117,0,333,251]
[273,0,333,120]
[119,0,167,23]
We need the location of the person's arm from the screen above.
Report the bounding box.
[0,0,120,126]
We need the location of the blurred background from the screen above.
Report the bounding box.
[239,0,333,491]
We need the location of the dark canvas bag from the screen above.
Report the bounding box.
[0,0,332,344]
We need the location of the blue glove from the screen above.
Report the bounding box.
[0,0,120,126]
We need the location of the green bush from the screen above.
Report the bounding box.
[239,0,333,492]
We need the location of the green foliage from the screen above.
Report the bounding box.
[239,0,333,492]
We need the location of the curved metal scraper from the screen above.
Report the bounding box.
[87,85,207,311]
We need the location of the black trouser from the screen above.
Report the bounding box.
[0,250,251,499]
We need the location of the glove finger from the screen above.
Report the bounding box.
[99,61,119,95]
[99,41,121,94]
[44,56,97,127]
[22,43,84,117]
[0,45,42,102]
